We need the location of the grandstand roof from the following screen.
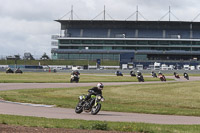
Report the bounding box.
[55,20,200,30]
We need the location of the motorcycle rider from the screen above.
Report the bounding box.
[136,70,144,82]
[70,70,80,82]
[137,70,142,76]
[85,83,104,101]
[71,70,80,76]
[174,71,180,78]
[130,70,136,76]
[151,71,157,78]
[158,71,162,76]
[183,72,189,80]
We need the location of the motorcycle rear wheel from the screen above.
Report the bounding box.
[91,103,101,115]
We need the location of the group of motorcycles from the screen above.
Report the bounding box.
[114,70,189,82]
[115,70,144,82]
[173,72,189,80]
[151,71,189,81]
[6,67,23,74]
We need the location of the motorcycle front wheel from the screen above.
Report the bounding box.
[75,102,83,114]
[91,103,101,115]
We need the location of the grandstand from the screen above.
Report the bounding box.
[51,20,200,67]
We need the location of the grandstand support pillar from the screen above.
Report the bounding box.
[163,30,166,38]
[80,29,83,37]
[135,29,138,38]
[64,29,68,37]
[190,24,193,39]
[107,29,111,38]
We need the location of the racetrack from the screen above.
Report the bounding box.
[0,76,200,125]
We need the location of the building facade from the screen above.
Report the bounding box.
[51,20,200,66]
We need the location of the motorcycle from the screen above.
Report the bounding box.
[130,71,136,77]
[115,71,123,76]
[6,68,14,73]
[137,75,144,82]
[75,94,104,115]
[174,72,180,79]
[151,72,157,78]
[70,74,79,83]
[175,74,180,79]
[15,69,23,74]
[183,73,189,80]
[158,74,166,81]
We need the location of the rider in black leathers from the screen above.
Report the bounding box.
[85,83,103,101]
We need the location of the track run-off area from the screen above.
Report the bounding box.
[0,76,200,125]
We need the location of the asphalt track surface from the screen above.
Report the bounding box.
[0,76,200,125]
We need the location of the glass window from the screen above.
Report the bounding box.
[192,41,200,45]
[103,46,112,50]
[181,41,191,45]
[113,54,120,60]
[59,40,71,44]
[91,54,102,60]
[103,54,112,60]
[159,41,169,45]
[69,54,79,59]
[71,40,81,44]
[170,41,182,45]
[126,40,137,45]
[148,41,158,45]
[89,46,103,49]
[93,40,104,44]
[79,54,90,59]
[137,41,148,45]
[116,40,125,44]
[104,40,115,44]
[113,47,122,50]
[82,40,93,44]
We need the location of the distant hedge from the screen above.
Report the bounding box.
[0,60,119,66]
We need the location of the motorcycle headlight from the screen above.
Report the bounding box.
[79,96,83,100]
[97,96,101,100]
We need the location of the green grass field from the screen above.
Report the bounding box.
[0,72,200,132]
[0,81,199,116]
[0,114,200,133]
[0,72,163,83]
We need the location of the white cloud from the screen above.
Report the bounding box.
[0,0,200,58]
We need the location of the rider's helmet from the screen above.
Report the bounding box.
[97,82,104,90]
[137,70,140,73]
[158,71,162,74]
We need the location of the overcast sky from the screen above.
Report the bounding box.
[0,0,200,59]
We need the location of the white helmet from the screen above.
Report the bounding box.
[97,82,104,90]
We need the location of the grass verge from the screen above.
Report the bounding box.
[0,114,200,133]
[0,72,166,83]
[0,81,199,116]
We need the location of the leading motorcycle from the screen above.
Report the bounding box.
[75,94,104,115]
[70,74,79,83]
[137,75,144,82]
